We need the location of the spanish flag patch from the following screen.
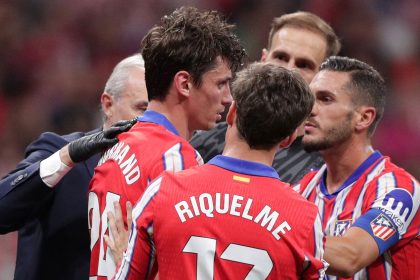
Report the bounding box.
[233,175,250,183]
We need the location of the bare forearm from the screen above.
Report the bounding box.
[324,236,360,277]
[324,227,379,277]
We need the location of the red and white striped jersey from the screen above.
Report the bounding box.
[115,155,328,280]
[295,151,420,280]
[88,110,202,280]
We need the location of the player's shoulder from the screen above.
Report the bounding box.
[371,157,418,185]
[362,157,419,200]
[279,180,318,207]
[121,122,189,146]
[293,169,321,191]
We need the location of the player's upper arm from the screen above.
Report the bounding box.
[325,226,379,277]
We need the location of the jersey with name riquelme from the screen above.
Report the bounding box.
[294,151,420,280]
[88,110,202,280]
[114,155,328,280]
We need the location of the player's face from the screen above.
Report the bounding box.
[108,67,148,125]
[262,26,327,84]
[303,70,356,152]
[188,56,232,133]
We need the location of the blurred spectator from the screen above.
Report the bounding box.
[0,0,419,277]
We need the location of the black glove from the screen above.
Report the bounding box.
[68,118,137,163]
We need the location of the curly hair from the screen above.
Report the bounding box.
[141,6,246,101]
[233,62,314,149]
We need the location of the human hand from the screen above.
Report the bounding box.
[68,118,136,163]
[104,201,133,266]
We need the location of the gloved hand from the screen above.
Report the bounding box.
[68,118,137,163]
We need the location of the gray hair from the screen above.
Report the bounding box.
[104,54,145,99]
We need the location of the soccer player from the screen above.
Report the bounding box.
[114,62,328,280]
[88,6,245,279]
[295,56,420,279]
[190,11,341,184]
[0,53,147,280]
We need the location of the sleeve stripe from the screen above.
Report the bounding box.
[163,143,184,172]
[114,177,163,280]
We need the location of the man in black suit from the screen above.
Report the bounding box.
[0,54,148,279]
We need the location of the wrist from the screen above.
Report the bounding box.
[40,150,73,188]
[60,145,75,167]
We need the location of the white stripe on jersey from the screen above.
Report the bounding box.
[115,177,163,280]
[195,150,204,166]
[301,165,326,199]
[376,172,397,199]
[325,186,353,235]
[352,159,386,220]
[313,214,325,260]
[163,143,184,172]
[383,251,392,280]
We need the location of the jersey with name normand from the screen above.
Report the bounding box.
[88,111,202,280]
[115,155,328,280]
[295,151,420,280]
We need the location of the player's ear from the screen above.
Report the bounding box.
[174,71,192,98]
[278,129,298,148]
[226,102,236,126]
[261,48,268,62]
[101,92,114,119]
[354,106,376,133]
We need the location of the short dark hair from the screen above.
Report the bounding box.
[141,6,246,101]
[267,11,341,58]
[233,62,314,149]
[320,56,386,136]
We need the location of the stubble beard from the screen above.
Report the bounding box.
[302,114,353,153]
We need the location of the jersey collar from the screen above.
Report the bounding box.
[137,110,179,136]
[320,150,383,198]
[208,155,280,179]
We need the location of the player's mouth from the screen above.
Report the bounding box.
[304,119,319,133]
[216,108,225,121]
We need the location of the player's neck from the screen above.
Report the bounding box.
[322,140,374,194]
[147,100,192,140]
[223,130,276,167]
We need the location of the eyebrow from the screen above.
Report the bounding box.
[271,50,316,69]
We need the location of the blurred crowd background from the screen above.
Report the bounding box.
[0,0,419,278]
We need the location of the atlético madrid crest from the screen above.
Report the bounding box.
[333,219,352,236]
[370,213,396,240]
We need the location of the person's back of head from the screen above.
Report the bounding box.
[320,56,386,136]
[140,6,246,101]
[232,62,314,150]
[267,11,341,58]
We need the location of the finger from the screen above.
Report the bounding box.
[98,138,118,149]
[104,124,132,138]
[107,211,119,239]
[126,201,133,231]
[103,126,123,138]
[113,201,124,231]
[112,119,132,127]
[104,234,115,250]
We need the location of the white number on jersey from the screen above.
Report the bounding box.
[88,192,121,279]
[183,236,273,279]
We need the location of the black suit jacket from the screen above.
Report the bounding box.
[0,130,100,280]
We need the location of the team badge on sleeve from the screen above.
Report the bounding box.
[370,214,397,240]
[373,188,414,235]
